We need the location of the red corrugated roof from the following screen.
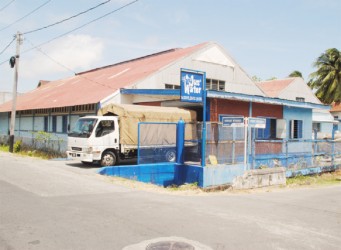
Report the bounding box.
[256,78,295,98]
[0,42,208,112]
[331,102,341,112]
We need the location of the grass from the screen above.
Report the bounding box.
[286,170,341,187]
[0,143,65,160]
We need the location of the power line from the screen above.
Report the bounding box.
[0,0,15,12]
[0,36,15,55]
[0,0,52,32]
[26,38,118,91]
[23,0,111,35]
[22,0,139,54]
[0,0,139,67]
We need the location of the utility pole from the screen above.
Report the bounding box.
[9,32,23,153]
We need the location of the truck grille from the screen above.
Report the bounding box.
[71,147,82,151]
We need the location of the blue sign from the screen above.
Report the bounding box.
[222,117,244,127]
[180,70,205,103]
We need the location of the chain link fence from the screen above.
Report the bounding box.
[253,139,341,171]
[0,131,67,154]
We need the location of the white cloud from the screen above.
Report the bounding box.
[21,34,104,79]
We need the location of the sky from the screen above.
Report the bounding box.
[0,0,340,93]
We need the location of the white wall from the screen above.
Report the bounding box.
[279,78,321,104]
[134,43,265,97]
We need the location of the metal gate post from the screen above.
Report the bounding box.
[176,119,185,164]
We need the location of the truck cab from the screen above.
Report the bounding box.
[67,116,120,166]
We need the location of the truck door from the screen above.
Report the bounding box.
[94,119,118,148]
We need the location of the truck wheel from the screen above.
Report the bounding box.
[101,151,117,166]
[165,149,176,162]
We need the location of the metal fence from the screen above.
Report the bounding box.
[252,139,341,171]
[138,122,178,164]
[137,122,202,165]
[0,131,67,154]
[205,122,245,165]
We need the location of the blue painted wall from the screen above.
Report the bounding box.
[98,163,246,188]
[283,106,312,139]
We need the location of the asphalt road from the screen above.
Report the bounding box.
[0,151,340,250]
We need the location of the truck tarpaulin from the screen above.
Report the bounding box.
[98,103,197,146]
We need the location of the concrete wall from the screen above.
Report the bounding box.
[232,167,286,189]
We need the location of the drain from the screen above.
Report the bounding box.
[122,236,213,250]
[146,241,195,250]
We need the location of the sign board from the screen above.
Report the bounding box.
[248,117,266,128]
[222,117,244,127]
[180,70,205,103]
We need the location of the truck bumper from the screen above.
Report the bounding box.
[66,151,94,162]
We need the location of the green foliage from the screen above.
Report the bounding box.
[34,131,52,143]
[251,75,262,82]
[14,140,22,153]
[308,48,341,104]
[288,70,303,78]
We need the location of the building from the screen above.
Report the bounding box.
[256,77,334,138]
[330,102,341,131]
[0,42,328,145]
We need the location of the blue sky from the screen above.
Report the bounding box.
[0,0,340,93]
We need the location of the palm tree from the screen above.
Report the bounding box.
[308,48,341,104]
[288,71,303,78]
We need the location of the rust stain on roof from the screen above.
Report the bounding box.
[0,42,208,112]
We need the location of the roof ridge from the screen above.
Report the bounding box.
[258,77,296,84]
[76,48,181,75]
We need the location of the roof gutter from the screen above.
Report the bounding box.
[120,88,330,110]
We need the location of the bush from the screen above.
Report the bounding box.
[14,140,22,153]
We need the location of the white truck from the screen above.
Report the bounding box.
[66,103,197,166]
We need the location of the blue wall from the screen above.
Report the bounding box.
[98,163,246,188]
[283,106,312,139]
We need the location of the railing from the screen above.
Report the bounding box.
[0,131,67,154]
[252,139,341,171]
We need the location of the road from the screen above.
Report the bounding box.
[0,151,340,250]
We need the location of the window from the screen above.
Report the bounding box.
[44,117,48,132]
[165,84,180,89]
[206,78,225,91]
[52,116,57,132]
[256,118,277,139]
[296,97,305,102]
[62,115,68,133]
[95,120,115,137]
[290,120,303,139]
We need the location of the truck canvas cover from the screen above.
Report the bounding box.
[98,103,197,146]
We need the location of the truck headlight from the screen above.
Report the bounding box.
[86,147,93,154]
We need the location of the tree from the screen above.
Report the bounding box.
[308,48,341,104]
[288,70,303,78]
[251,75,262,82]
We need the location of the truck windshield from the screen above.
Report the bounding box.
[68,118,97,138]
